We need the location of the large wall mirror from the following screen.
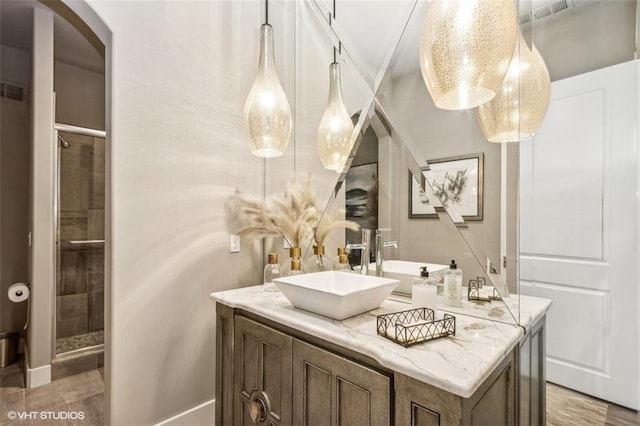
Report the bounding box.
[285,0,529,325]
[263,0,638,339]
[289,0,640,410]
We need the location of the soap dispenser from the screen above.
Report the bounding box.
[288,259,304,276]
[334,253,353,272]
[443,259,463,307]
[412,266,438,312]
[263,253,282,284]
[303,245,335,272]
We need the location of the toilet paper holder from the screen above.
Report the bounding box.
[8,282,30,303]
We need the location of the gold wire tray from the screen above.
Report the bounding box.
[376,308,456,347]
[467,277,503,302]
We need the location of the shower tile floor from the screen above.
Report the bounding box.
[0,357,103,425]
[56,331,104,354]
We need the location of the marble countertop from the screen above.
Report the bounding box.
[389,292,552,333]
[211,284,551,398]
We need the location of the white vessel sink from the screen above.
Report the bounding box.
[368,260,449,295]
[273,271,399,320]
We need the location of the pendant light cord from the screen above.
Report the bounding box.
[332,0,340,63]
[265,0,269,25]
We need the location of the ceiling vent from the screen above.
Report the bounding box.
[0,81,26,103]
[519,0,573,25]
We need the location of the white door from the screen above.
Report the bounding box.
[520,60,639,410]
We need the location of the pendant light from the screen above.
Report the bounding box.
[243,0,292,158]
[476,32,551,142]
[317,1,355,173]
[419,0,518,110]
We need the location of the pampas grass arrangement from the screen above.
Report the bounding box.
[314,207,359,247]
[269,176,318,248]
[224,189,282,241]
[225,176,360,250]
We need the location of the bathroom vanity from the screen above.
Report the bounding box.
[212,284,550,425]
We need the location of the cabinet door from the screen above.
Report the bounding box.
[234,316,292,425]
[292,339,391,426]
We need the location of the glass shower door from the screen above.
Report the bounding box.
[55,130,105,354]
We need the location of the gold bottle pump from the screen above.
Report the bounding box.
[291,259,302,271]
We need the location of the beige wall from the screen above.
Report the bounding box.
[0,45,30,333]
[83,1,292,423]
[531,1,636,81]
[385,71,502,279]
[55,61,105,130]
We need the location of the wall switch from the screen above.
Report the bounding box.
[230,235,240,253]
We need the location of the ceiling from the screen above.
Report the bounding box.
[0,0,634,82]
[0,0,105,75]
[331,0,611,81]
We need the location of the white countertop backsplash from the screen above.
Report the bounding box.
[211,283,550,398]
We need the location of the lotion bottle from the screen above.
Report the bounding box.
[443,259,463,307]
[412,266,438,313]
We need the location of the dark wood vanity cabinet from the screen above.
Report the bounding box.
[227,310,391,426]
[395,351,517,426]
[518,318,546,426]
[216,302,544,426]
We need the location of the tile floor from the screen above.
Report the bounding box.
[56,331,104,355]
[1,360,639,425]
[1,358,103,425]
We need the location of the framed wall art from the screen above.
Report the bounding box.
[424,153,484,221]
[408,168,438,218]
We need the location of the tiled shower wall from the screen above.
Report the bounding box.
[56,132,104,348]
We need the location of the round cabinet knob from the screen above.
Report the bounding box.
[248,390,267,423]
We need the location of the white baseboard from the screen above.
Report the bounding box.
[154,399,215,426]
[25,354,51,388]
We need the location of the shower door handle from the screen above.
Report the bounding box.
[63,240,105,245]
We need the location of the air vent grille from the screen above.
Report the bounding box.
[0,81,26,102]
[533,6,552,20]
[519,13,532,25]
[519,0,572,24]
[551,0,569,13]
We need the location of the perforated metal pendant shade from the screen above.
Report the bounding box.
[243,24,292,158]
[317,62,355,172]
[419,0,518,110]
[476,32,551,142]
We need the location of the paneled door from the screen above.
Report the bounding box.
[520,60,638,409]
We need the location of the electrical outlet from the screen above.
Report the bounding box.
[230,235,240,253]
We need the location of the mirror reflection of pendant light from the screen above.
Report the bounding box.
[419,0,518,110]
[317,60,355,172]
[243,1,292,158]
[317,2,354,173]
[476,32,551,142]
